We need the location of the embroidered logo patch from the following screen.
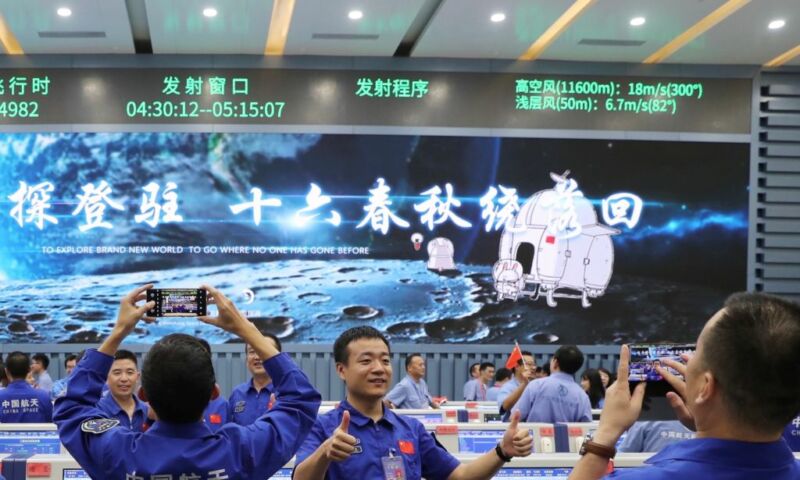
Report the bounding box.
[81,418,120,434]
[234,401,246,413]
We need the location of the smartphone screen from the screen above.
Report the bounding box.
[628,344,695,382]
[146,288,207,317]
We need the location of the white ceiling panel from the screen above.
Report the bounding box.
[146,0,273,54]
[668,0,800,64]
[414,0,575,59]
[540,0,728,62]
[284,0,427,56]
[0,0,134,54]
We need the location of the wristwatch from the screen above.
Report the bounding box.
[495,443,513,462]
[579,435,616,459]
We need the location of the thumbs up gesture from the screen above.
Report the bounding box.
[324,410,359,461]
[500,411,533,458]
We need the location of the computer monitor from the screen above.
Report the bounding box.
[270,467,293,478]
[458,428,512,454]
[430,423,556,454]
[0,424,61,454]
[395,409,446,425]
[493,467,572,479]
[62,468,91,480]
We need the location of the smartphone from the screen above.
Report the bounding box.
[146,288,207,317]
[628,343,696,382]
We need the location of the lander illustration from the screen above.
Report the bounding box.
[492,171,623,308]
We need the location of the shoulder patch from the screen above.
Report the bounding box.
[81,418,120,434]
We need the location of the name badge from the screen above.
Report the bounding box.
[381,455,406,480]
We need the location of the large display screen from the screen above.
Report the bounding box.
[0,133,748,344]
[0,430,61,454]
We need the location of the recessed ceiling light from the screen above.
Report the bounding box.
[203,7,218,18]
[630,17,646,27]
[57,7,72,17]
[348,10,363,20]
[768,19,785,30]
[490,12,506,23]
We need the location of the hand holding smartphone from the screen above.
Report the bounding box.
[146,288,207,317]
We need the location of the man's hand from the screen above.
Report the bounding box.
[115,284,156,335]
[658,355,696,431]
[324,411,359,462]
[593,345,646,446]
[198,284,254,336]
[500,411,533,458]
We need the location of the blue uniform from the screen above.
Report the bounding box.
[54,349,321,480]
[606,438,800,479]
[295,400,461,480]
[511,372,591,423]
[385,375,433,409]
[34,371,54,393]
[0,380,53,423]
[617,421,695,453]
[203,395,230,432]
[496,377,520,419]
[783,415,800,451]
[486,385,501,402]
[95,392,149,432]
[463,379,487,401]
[228,378,276,426]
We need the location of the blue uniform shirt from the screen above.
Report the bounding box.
[385,375,433,409]
[51,377,69,401]
[486,385,501,402]
[34,371,54,393]
[618,421,696,453]
[54,349,321,480]
[606,438,800,479]
[511,372,591,423]
[463,379,487,401]
[783,415,800,451]
[203,395,229,432]
[0,380,53,423]
[95,392,149,432]
[295,400,461,480]
[228,378,276,426]
[497,377,520,418]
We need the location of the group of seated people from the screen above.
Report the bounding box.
[0,285,798,480]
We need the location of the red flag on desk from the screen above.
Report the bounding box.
[506,343,523,369]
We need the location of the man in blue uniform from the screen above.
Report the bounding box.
[51,354,79,400]
[512,345,591,423]
[228,332,282,425]
[31,353,54,393]
[54,284,321,479]
[0,352,53,422]
[617,421,695,452]
[293,327,532,480]
[95,349,149,432]
[463,362,494,401]
[385,353,438,409]
[496,350,535,421]
[569,292,800,479]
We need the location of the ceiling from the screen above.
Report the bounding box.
[0,0,798,66]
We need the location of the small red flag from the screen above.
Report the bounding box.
[506,344,523,369]
[209,414,222,424]
[398,440,415,454]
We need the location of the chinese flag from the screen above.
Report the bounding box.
[505,344,523,369]
[209,414,222,424]
[398,440,415,454]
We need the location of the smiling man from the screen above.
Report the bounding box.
[96,349,148,432]
[228,333,282,426]
[293,326,533,480]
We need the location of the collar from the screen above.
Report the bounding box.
[339,399,396,429]
[99,393,146,416]
[405,375,422,385]
[248,377,273,394]
[647,437,796,469]
[508,377,520,388]
[147,420,213,439]
[550,372,574,382]
[6,380,31,390]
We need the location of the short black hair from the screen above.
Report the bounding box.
[64,354,78,367]
[469,362,480,376]
[142,334,215,423]
[114,349,138,366]
[5,352,30,379]
[32,353,49,369]
[405,353,423,370]
[333,326,390,364]
[245,332,282,353]
[703,292,800,433]
[494,367,512,383]
[479,362,495,372]
[198,338,212,356]
[554,345,584,374]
